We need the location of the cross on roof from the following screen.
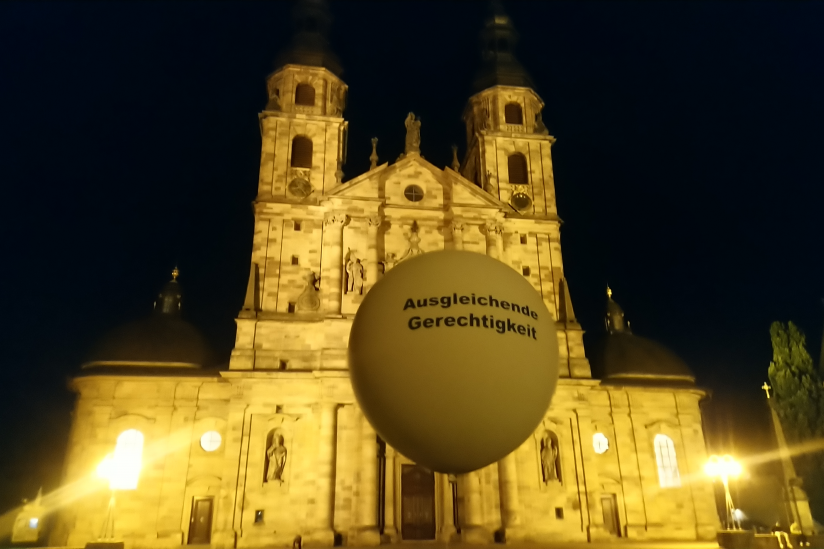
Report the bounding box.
[761,382,771,399]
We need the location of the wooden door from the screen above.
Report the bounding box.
[188,496,214,544]
[601,494,620,537]
[400,464,436,540]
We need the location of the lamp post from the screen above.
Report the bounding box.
[704,455,743,530]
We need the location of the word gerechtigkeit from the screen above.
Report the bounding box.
[403,293,539,340]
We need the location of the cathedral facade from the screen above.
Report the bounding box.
[50,2,720,548]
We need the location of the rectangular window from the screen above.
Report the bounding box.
[291,255,299,265]
[287,303,296,313]
[520,234,528,244]
[278,360,288,370]
[254,510,264,523]
[555,508,564,519]
[294,221,301,231]
[522,266,531,276]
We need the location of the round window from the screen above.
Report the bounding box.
[592,432,609,454]
[200,431,222,452]
[511,192,532,211]
[403,185,424,202]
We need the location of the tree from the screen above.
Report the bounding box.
[767,321,824,519]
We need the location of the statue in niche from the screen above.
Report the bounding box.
[265,431,288,483]
[540,433,561,483]
[344,250,365,295]
[345,254,364,295]
[404,112,421,154]
[296,271,320,311]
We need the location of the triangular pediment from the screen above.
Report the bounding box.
[328,153,506,211]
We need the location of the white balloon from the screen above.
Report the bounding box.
[349,250,559,474]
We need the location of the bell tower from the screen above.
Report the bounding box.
[461,2,590,378]
[257,0,348,200]
[461,2,557,219]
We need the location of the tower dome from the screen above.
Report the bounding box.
[589,288,695,386]
[472,1,534,92]
[82,269,213,369]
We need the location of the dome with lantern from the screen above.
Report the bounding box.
[82,269,214,369]
[588,288,695,386]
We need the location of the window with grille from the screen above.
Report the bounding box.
[654,434,681,488]
[507,153,528,184]
[295,83,315,106]
[291,136,313,168]
[505,103,523,124]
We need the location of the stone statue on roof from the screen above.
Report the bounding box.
[404,112,421,154]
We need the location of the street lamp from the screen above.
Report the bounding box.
[705,455,743,530]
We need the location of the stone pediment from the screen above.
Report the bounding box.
[328,153,506,211]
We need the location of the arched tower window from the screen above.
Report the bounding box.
[507,153,528,185]
[111,429,143,490]
[654,434,681,488]
[505,103,523,124]
[291,136,313,169]
[295,83,316,106]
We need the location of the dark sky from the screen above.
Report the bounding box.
[1,1,823,510]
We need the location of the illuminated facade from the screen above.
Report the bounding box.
[51,2,720,547]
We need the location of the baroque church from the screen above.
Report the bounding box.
[49,1,721,547]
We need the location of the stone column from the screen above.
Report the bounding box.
[459,471,492,543]
[438,474,457,541]
[483,223,502,260]
[366,216,381,293]
[321,214,348,314]
[497,452,523,539]
[451,223,464,250]
[383,446,398,541]
[307,403,339,546]
[354,412,381,545]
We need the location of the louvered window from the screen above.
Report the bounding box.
[295,83,315,106]
[507,153,528,184]
[505,103,523,124]
[291,136,313,168]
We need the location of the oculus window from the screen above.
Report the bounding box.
[592,432,609,454]
[200,431,222,452]
[403,185,424,202]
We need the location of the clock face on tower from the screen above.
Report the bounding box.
[288,177,312,198]
[511,191,532,211]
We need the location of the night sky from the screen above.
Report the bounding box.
[1,1,823,510]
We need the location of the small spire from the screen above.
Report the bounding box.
[172,266,179,280]
[451,145,460,171]
[369,137,379,170]
[557,278,579,327]
[240,262,259,318]
[606,285,612,298]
